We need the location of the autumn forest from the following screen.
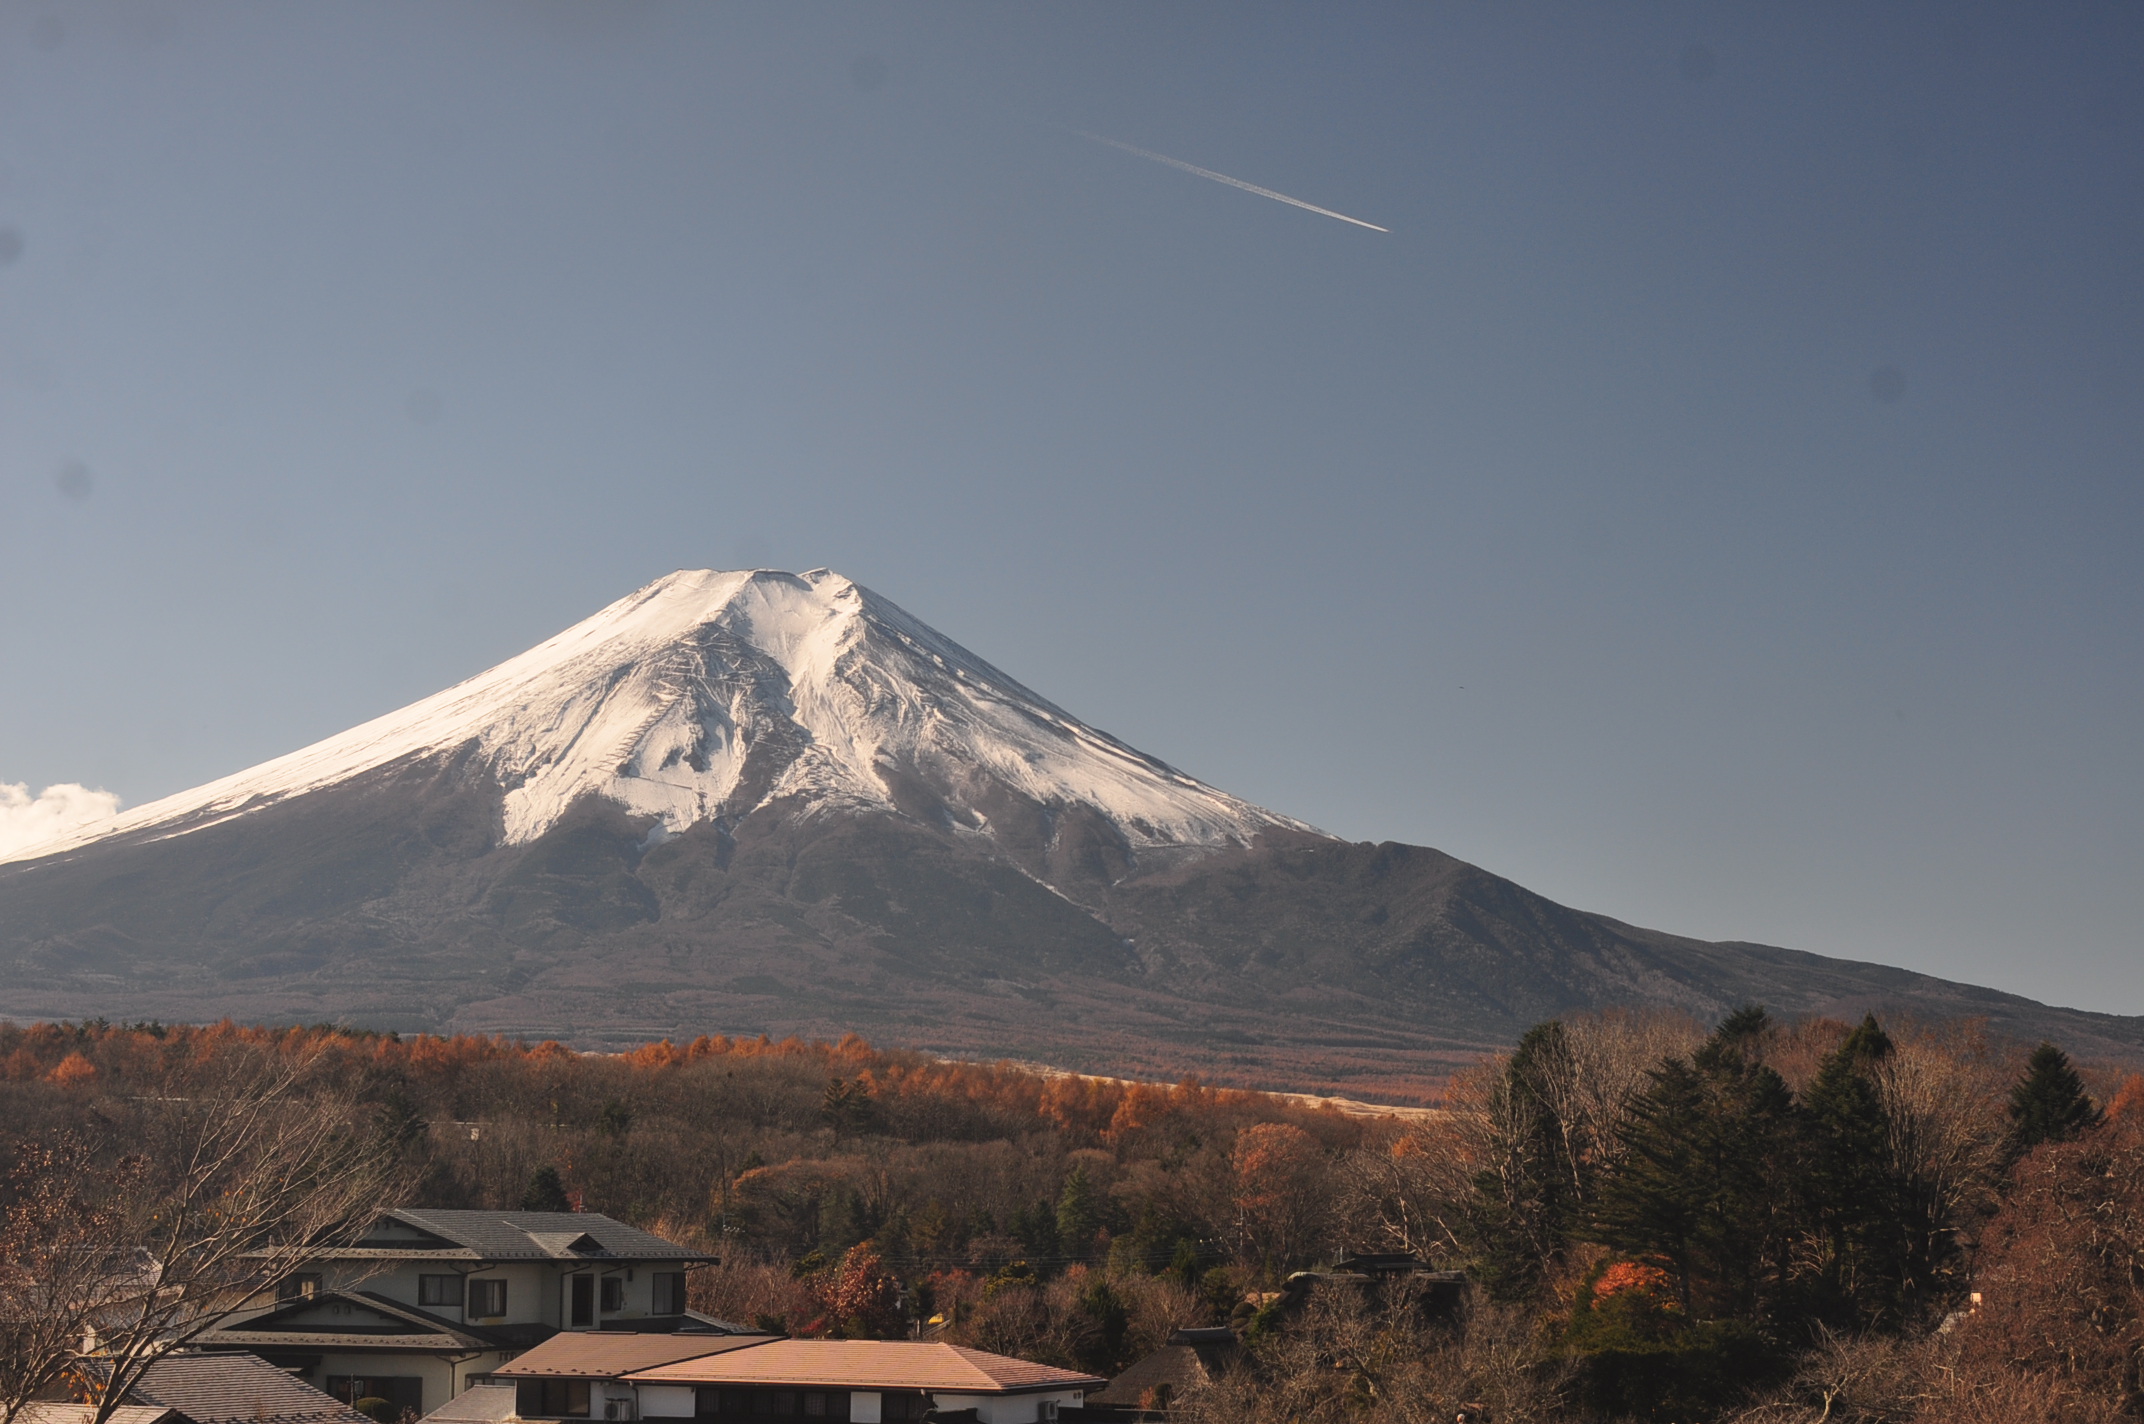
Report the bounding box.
[2,1011,2140,1423]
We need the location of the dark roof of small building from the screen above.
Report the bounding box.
[130,1352,371,1424]
[1090,1329,1239,1409]
[627,1341,1105,1395]
[495,1333,778,1379]
[307,1210,712,1264]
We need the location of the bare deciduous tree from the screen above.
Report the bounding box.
[1,1050,402,1424]
[0,1138,150,1424]
[1870,1020,2008,1298]
[1177,1283,1569,1424]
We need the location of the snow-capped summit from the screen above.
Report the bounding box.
[8,569,1311,866]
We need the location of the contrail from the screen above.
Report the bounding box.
[1075,130,1389,233]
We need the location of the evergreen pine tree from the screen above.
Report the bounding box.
[519,1165,572,1212]
[1591,1057,1709,1310]
[1057,1165,1102,1259]
[2007,1042,2103,1157]
[1593,1007,1799,1320]
[1071,1277,1131,1373]
[1800,1015,1909,1327]
[1014,1200,1059,1262]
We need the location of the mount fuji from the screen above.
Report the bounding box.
[3,569,2136,1093]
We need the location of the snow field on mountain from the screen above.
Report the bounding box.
[3,569,1309,865]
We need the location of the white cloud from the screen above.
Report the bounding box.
[0,781,123,859]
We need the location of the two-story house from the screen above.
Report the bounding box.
[197,1210,721,1419]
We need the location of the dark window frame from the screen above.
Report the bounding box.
[328,1376,424,1415]
[469,1278,508,1318]
[418,1274,465,1308]
[569,1274,595,1328]
[652,1272,686,1315]
[516,1380,590,1418]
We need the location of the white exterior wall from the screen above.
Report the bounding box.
[929,1391,1084,1423]
[635,1387,696,1418]
[848,1393,881,1424]
[294,1260,677,1333]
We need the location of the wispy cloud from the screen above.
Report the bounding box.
[0,781,121,859]
[1075,130,1389,233]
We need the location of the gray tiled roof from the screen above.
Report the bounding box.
[20,1407,175,1424]
[416,1383,518,1424]
[130,1352,371,1424]
[199,1291,495,1352]
[312,1210,710,1263]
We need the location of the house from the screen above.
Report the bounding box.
[464,1333,1103,1424]
[492,1332,777,1422]
[1087,1328,1238,1417]
[624,1340,1105,1423]
[196,1210,720,1419]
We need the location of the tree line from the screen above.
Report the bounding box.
[3,1012,2140,1421]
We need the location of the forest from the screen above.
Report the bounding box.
[1,1009,2138,1423]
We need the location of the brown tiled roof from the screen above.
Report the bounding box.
[626,1341,1105,1394]
[129,1352,371,1424]
[495,1333,777,1378]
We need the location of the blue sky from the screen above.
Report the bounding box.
[1,3,2139,1012]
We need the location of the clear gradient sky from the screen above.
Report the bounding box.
[1,4,2138,1012]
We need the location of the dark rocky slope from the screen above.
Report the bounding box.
[2,755,2132,1098]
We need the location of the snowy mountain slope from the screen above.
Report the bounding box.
[5,569,1315,867]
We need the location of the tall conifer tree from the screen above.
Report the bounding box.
[1800,1015,1910,1327]
[1593,1007,1799,1320]
[2007,1042,2102,1158]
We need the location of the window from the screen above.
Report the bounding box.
[277,1273,322,1302]
[328,1377,424,1416]
[469,1278,508,1317]
[570,1275,595,1327]
[652,1272,686,1315]
[418,1275,464,1308]
[880,1395,930,1422]
[599,1277,625,1313]
[516,1381,590,1418]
